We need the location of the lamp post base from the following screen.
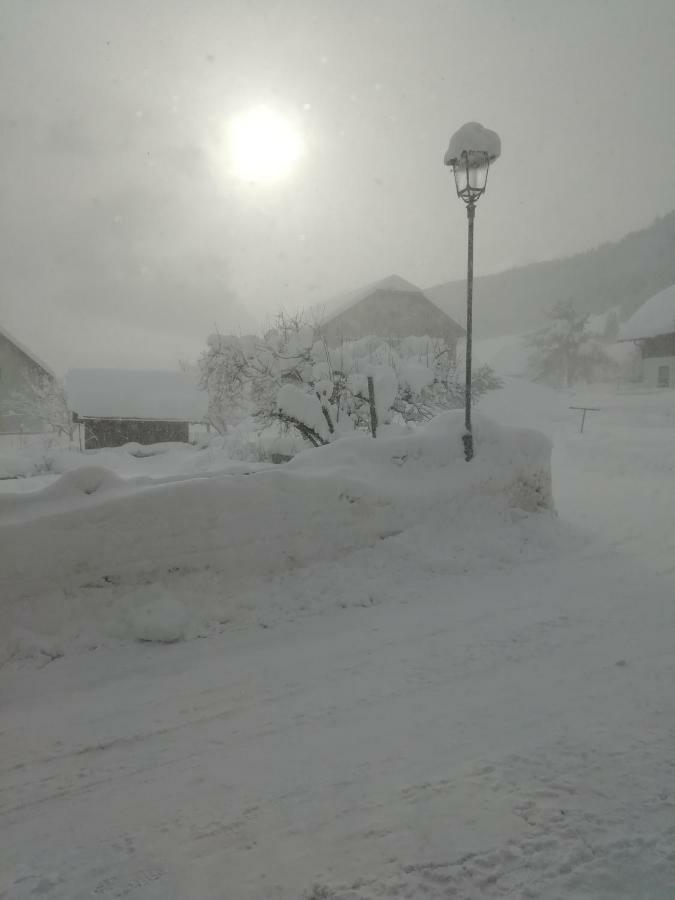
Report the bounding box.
[462,431,474,462]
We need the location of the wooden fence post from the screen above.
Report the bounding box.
[367,376,378,438]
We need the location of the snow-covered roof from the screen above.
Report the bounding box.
[66,369,208,422]
[0,325,56,378]
[324,274,424,318]
[318,274,465,345]
[618,285,675,341]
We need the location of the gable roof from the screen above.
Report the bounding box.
[327,275,423,316]
[320,274,465,340]
[66,369,208,422]
[0,325,56,378]
[618,284,675,341]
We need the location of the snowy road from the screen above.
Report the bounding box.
[2,385,675,899]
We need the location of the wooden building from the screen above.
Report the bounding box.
[319,275,465,352]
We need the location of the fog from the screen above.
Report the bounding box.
[3,0,675,370]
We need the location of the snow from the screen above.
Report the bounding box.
[444,121,502,166]
[474,334,531,377]
[618,282,675,340]
[399,360,436,391]
[277,383,329,437]
[128,585,190,643]
[1,378,674,900]
[65,368,208,421]
[584,306,619,337]
[0,411,553,631]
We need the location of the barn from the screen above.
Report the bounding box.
[319,275,465,352]
[66,369,208,449]
[618,284,675,388]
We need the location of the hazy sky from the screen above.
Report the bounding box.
[3,0,675,371]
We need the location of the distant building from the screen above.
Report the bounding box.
[618,285,675,388]
[66,369,208,449]
[319,275,465,353]
[0,325,56,433]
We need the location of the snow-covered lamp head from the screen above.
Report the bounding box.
[444,122,501,205]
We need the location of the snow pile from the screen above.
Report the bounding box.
[127,585,190,643]
[285,411,552,515]
[0,438,270,497]
[444,121,501,166]
[0,412,554,656]
[0,449,46,480]
[43,465,126,498]
[0,465,141,523]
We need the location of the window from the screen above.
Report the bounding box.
[657,365,670,388]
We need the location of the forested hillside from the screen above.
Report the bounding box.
[427,212,675,337]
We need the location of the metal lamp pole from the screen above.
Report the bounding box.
[464,197,476,461]
[445,146,492,461]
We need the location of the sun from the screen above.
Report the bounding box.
[226,106,306,183]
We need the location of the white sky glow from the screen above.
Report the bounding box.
[226,106,305,183]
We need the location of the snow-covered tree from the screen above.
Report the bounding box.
[198,314,502,448]
[0,374,74,440]
[527,300,615,387]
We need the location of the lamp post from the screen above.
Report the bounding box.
[444,123,500,461]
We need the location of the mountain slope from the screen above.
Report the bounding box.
[427,211,675,338]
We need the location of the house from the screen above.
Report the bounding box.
[618,284,675,388]
[0,325,56,433]
[319,275,465,353]
[65,369,208,449]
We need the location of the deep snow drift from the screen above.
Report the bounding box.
[0,411,554,662]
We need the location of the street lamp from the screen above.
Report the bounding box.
[444,122,500,460]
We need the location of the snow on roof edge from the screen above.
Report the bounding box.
[318,274,465,334]
[618,284,675,342]
[0,325,56,378]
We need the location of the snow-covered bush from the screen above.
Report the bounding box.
[527,300,616,387]
[198,313,502,450]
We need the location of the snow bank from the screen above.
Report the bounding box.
[0,412,553,656]
[0,465,142,522]
[286,411,552,513]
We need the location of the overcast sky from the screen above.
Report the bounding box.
[3,0,675,372]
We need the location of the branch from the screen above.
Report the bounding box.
[316,392,335,434]
[272,412,327,447]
